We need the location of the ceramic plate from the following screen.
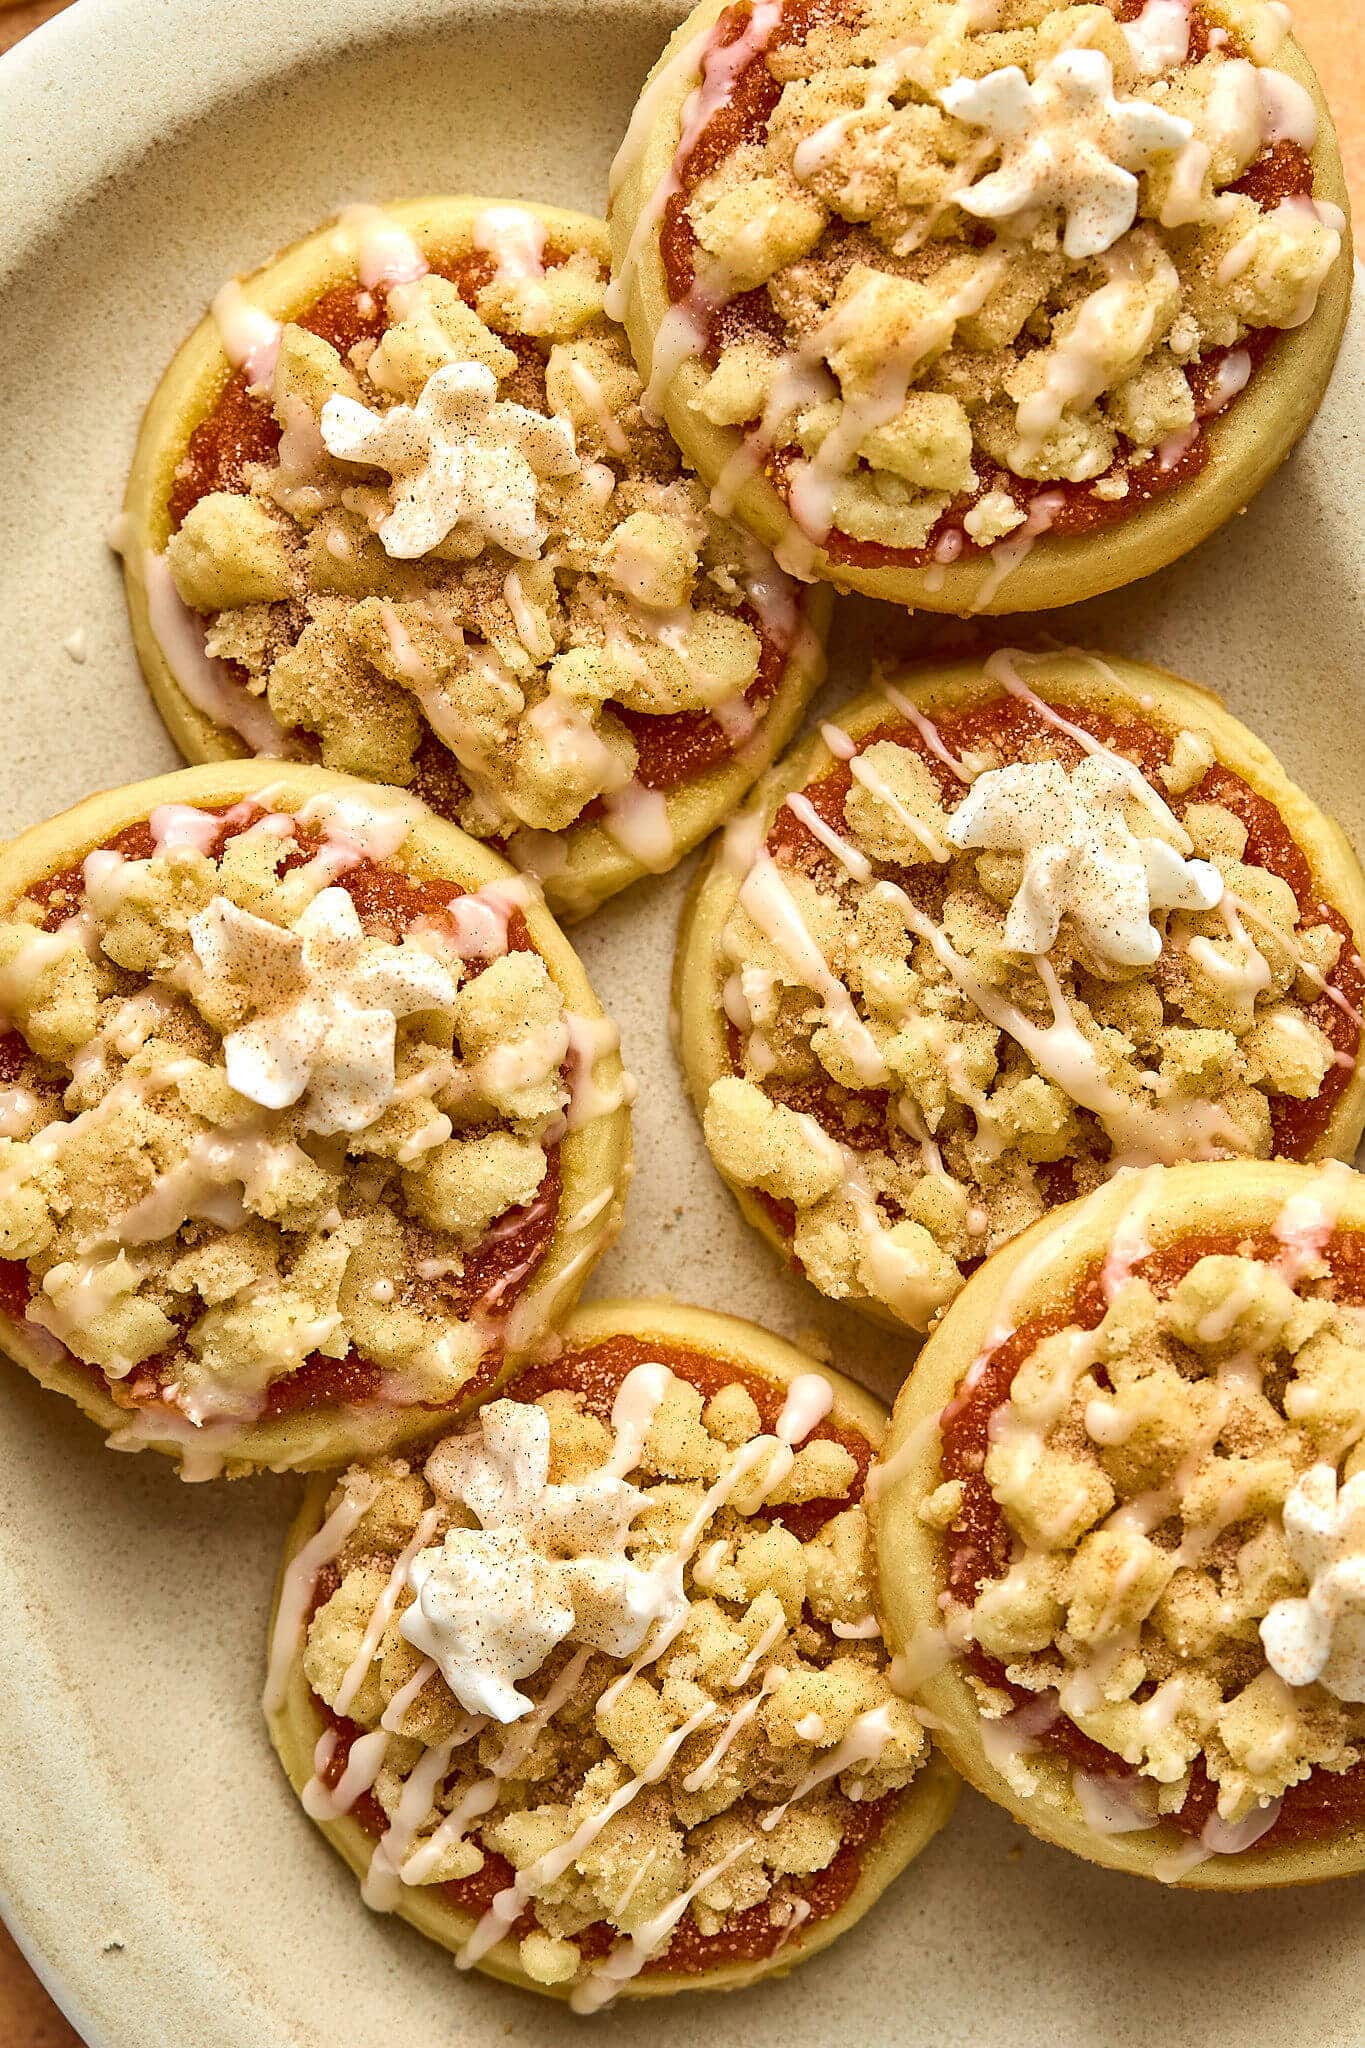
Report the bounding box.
[1,2,1364,2041]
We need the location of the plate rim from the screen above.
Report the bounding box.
[2,0,1364,2039]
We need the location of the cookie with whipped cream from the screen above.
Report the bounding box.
[0,763,631,1475]
[120,199,830,921]
[608,0,1350,612]
[674,649,1365,1332]
[265,1297,957,2004]
[874,1159,1365,1887]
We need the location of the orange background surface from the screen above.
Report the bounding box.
[0,0,1360,2039]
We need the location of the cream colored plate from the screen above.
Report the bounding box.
[1,2,1363,2041]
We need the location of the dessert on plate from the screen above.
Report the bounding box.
[675,648,1365,1332]
[0,763,631,1475]
[265,1297,958,2004]
[608,0,1351,612]
[873,1159,1365,1887]
[120,197,831,921]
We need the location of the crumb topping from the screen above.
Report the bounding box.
[160,209,808,861]
[939,1202,1365,1836]
[639,0,1344,561]
[701,663,1361,1328]
[0,794,596,1429]
[292,1348,926,2005]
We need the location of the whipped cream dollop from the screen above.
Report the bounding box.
[944,753,1223,966]
[941,50,1193,259]
[189,888,457,1134]
[401,1399,681,1721]
[319,360,579,560]
[1261,1465,1365,1701]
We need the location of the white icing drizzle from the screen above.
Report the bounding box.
[849,745,952,861]
[381,1657,438,1733]
[360,1733,461,1909]
[1122,0,1191,77]
[103,1401,240,1480]
[303,1726,391,1822]
[335,204,429,290]
[458,1697,720,1969]
[1232,892,1365,1043]
[773,1368,839,1449]
[971,489,1066,612]
[392,1649,591,1893]
[786,251,1009,557]
[442,874,534,962]
[473,205,552,326]
[1199,346,1253,418]
[886,874,1239,1163]
[563,1013,635,1131]
[601,781,678,872]
[563,1184,617,1238]
[831,1613,881,1639]
[264,1477,381,1713]
[1152,1795,1284,1881]
[210,280,282,390]
[682,1669,782,1792]
[142,553,294,756]
[786,792,872,881]
[888,1619,961,1697]
[773,1895,813,1949]
[739,851,889,1086]
[793,36,934,182]
[568,1834,757,2012]
[881,681,975,783]
[562,357,630,455]
[760,1701,899,1830]
[1071,1768,1159,1834]
[1270,1158,1352,1289]
[0,1088,39,1139]
[336,1507,443,1719]
[691,1537,730,1590]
